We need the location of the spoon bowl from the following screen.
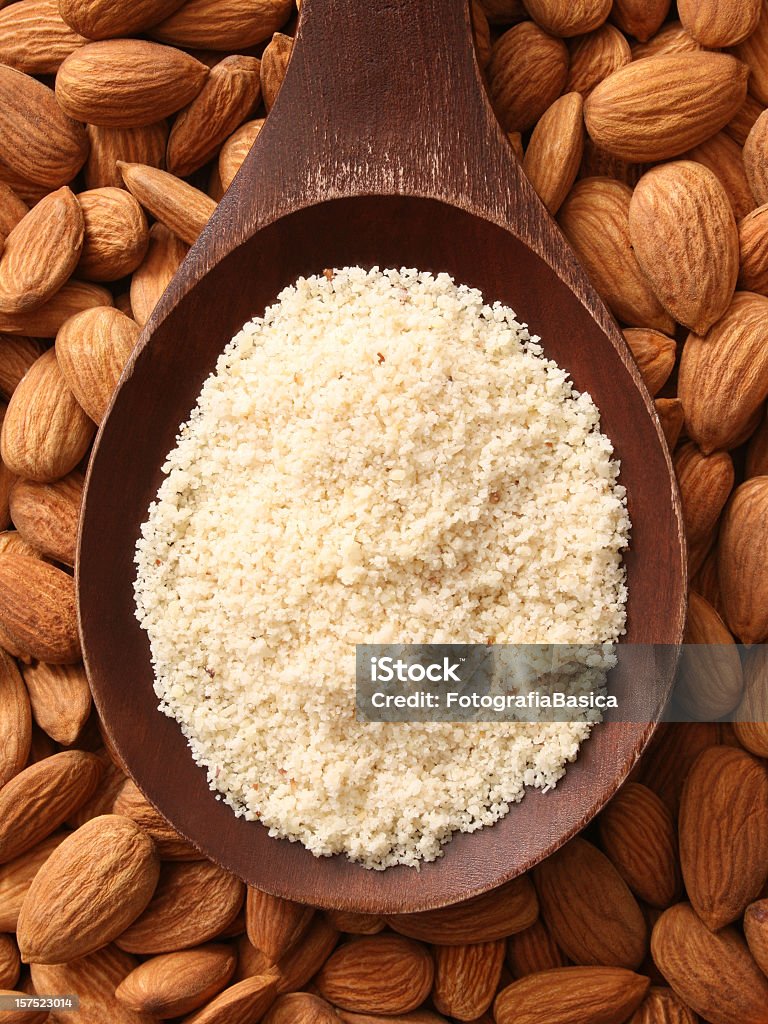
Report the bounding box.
[78,0,686,912]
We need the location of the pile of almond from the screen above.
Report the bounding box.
[0,0,767,1020]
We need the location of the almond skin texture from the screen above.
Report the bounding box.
[0,279,112,338]
[677,591,743,720]
[58,0,187,38]
[77,188,149,282]
[0,186,83,315]
[598,783,680,909]
[533,837,647,969]
[0,936,20,989]
[628,986,701,1024]
[267,916,339,993]
[522,92,583,215]
[217,119,264,192]
[0,751,101,863]
[746,413,768,477]
[0,337,45,402]
[488,22,569,133]
[678,292,768,455]
[735,646,768,757]
[167,55,262,178]
[744,110,768,206]
[21,660,91,745]
[85,121,169,191]
[149,0,293,50]
[622,329,675,397]
[0,648,31,788]
[680,745,768,930]
[655,398,684,449]
[183,974,278,1024]
[56,305,139,424]
[262,992,341,1024]
[610,0,670,40]
[584,53,748,162]
[0,833,65,932]
[739,204,768,295]
[129,222,188,328]
[734,1,768,106]
[494,966,650,1024]
[0,0,87,74]
[115,860,244,954]
[17,815,160,964]
[684,132,755,222]
[523,0,610,37]
[261,32,292,112]
[432,940,505,1020]
[115,945,236,1018]
[112,779,201,860]
[674,443,734,576]
[118,162,216,246]
[56,40,209,127]
[652,903,768,1024]
[323,911,384,936]
[0,554,80,663]
[9,470,82,565]
[631,21,703,58]
[31,944,152,1024]
[0,66,88,188]
[387,874,538,945]
[718,476,768,643]
[245,888,314,964]
[0,185,28,249]
[315,935,433,1015]
[566,24,631,98]
[558,178,674,332]
[629,161,738,334]
[678,0,761,45]
[507,918,567,977]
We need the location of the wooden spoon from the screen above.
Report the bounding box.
[78,0,686,912]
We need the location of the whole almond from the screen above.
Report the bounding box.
[628,986,701,1024]
[718,476,768,643]
[523,0,610,36]
[558,178,674,332]
[58,0,187,39]
[0,554,80,663]
[745,899,768,977]
[1,348,95,481]
[150,0,293,49]
[674,443,734,576]
[522,92,583,215]
[0,648,31,787]
[56,305,140,424]
[130,222,188,328]
[112,779,202,860]
[9,470,83,565]
[677,591,743,720]
[17,815,160,964]
[261,32,293,112]
[610,0,670,40]
[0,834,65,932]
[77,188,149,282]
[218,119,264,192]
[0,0,87,74]
[116,860,244,954]
[735,646,768,757]
[622,329,675,397]
[598,783,680,909]
[119,162,216,246]
[566,24,631,98]
[734,1,768,106]
[0,935,20,989]
[678,0,761,45]
[115,945,236,1018]
[684,132,755,222]
[631,21,702,58]
[678,292,768,455]
[584,54,748,162]
[495,966,650,1024]
[432,940,505,1020]
[183,975,278,1024]
[680,745,768,929]
[315,935,433,1015]
[22,660,91,745]
[167,55,262,178]
[0,337,46,402]
[533,837,647,969]
[388,874,538,945]
[488,21,569,133]
[245,888,314,964]
[507,918,567,978]
[31,944,152,1024]
[0,65,88,188]
[0,279,112,338]
[629,161,738,334]
[323,911,384,936]
[85,121,169,191]
[56,40,209,127]
[0,751,101,863]
[262,992,341,1024]
[739,204,768,294]
[652,903,768,1024]
[0,187,84,315]
[744,110,768,206]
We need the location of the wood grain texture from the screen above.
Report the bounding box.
[78,0,686,913]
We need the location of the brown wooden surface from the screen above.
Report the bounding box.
[77,0,687,912]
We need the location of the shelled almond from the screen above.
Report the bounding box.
[0,1,767,1020]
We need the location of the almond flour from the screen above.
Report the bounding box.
[133,266,630,869]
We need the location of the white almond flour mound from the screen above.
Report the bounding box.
[134,266,630,870]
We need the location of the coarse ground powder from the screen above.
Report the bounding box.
[134,266,630,869]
